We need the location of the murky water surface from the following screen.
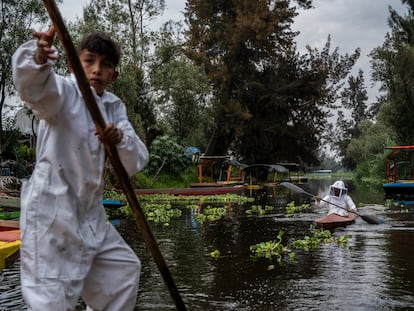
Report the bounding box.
[2,178,413,311]
[118,179,414,310]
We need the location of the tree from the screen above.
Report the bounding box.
[185,0,359,165]
[341,69,370,124]
[150,21,212,148]
[370,2,414,145]
[0,0,50,158]
[333,69,371,169]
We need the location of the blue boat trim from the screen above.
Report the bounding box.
[102,199,126,208]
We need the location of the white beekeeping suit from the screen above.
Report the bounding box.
[12,39,149,310]
[317,180,357,216]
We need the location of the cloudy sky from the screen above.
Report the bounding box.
[59,0,408,102]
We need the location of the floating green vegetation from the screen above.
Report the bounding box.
[250,230,290,265]
[137,193,253,205]
[194,206,228,224]
[103,191,182,225]
[250,226,352,266]
[245,204,274,216]
[103,190,125,201]
[385,199,392,208]
[291,225,351,251]
[103,190,252,225]
[210,249,221,260]
[185,204,200,210]
[143,203,182,225]
[286,201,310,214]
[104,190,253,204]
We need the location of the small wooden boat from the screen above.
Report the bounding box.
[383,145,414,205]
[0,221,20,270]
[315,213,356,230]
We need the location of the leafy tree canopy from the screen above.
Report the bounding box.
[370,1,414,145]
[185,0,359,165]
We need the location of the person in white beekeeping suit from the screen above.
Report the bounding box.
[315,180,357,216]
[12,26,149,310]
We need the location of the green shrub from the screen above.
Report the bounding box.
[145,136,191,176]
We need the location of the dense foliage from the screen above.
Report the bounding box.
[184,0,360,165]
[145,135,191,176]
[371,1,414,145]
[149,21,212,148]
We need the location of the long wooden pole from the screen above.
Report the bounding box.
[41,1,187,309]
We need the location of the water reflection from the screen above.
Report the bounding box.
[117,178,414,310]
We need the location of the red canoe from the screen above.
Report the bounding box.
[315,213,356,230]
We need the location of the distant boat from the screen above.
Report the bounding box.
[276,162,308,184]
[244,162,307,189]
[312,169,332,176]
[244,163,288,189]
[383,145,414,205]
[189,155,247,187]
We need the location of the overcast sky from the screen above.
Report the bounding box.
[57,0,408,102]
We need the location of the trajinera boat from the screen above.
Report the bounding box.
[383,145,414,206]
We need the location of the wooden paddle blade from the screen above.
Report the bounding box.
[360,214,384,225]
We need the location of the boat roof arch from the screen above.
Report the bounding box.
[385,146,414,160]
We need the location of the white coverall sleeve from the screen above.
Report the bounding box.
[12,40,64,120]
[345,195,357,211]
[316,195,330,208]
[114,104,149,176]
[110,99,149,176]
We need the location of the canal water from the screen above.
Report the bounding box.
[1,178,414,310]
[122,178,414,310]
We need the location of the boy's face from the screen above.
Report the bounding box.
[79,49,118,95]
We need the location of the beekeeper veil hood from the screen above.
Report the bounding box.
[329,180,347,198]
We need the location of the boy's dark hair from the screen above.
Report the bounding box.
[77,33,121,67]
